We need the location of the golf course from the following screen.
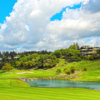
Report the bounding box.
[0,78,100,100]
[1,87,100,100]
[0,59,100,100]
[0,44,100,100]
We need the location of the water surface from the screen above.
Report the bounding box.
[25,80,100,90]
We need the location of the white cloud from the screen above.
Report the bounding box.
[47,9,100,40]
[82,0,100,13]
[0,0,100,51]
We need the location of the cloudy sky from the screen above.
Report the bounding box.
[0,0,100,51]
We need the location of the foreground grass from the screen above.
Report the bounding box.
[0,79,100,100]
[0,87,100,100]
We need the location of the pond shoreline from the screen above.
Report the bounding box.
[21,79,100,91]
[20,77,100,82]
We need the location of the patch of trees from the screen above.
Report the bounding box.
[13,47,82,69]
[0,50,52,69]
[14,53,58,69]
[2,63,13,70]
[53,49,81,62]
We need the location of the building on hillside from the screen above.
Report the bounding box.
[14,56,20,60]
[80,46,100,56]
[0,58,2,61]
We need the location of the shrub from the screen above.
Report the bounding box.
[87,55,95,60]
[2,63,13,70]
[64,68,70,75]
[83,68,87,71]
[65,70,70,75]
[56,69,61,74]
[70,67,75,74]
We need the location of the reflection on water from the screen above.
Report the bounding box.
[25,80,100,90]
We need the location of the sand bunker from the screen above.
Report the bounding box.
[17,72,34,74]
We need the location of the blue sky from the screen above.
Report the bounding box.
[0,0,17,23]
[50,3,82,21]
[0,1,82,23]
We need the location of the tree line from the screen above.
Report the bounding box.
[1,43,100,70]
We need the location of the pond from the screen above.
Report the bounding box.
[25,80,100,90]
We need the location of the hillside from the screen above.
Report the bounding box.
[0,59,100,82]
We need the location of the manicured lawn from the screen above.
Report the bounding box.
[0,87,100,100]
[0,69,57,79]
[0,78,100,100]
[0,78,30,88]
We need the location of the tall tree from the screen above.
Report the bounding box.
[69,43,80,50]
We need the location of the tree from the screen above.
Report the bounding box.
[69,43,80,50]
[53,50,62,58]
[97,48,100,55]
[42,54,58,69]
[2,63,13,70]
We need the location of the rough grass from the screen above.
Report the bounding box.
[75,69,100,81]
[51,59,100,72]
[49,59,100,81]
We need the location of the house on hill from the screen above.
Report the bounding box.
[80,46,100,56]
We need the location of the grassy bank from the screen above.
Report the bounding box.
[51,59,100,81]
[0,78,30,88]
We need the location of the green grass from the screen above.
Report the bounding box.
[0,59,100,81]
[0,59,100,99]
[0,69,57,79]
[0,87,100,100]
[0,79,30,88]
[52,59,100,72]
[49,59,100,81]
[75,69,100,81]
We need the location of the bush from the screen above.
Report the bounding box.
[64,68,70,75]
[83,68,87,71]
[87,55,95,60]
[56,69,61,74]
[69,56,81,62]
[70,67,75,74]
[2,63,13,70]
[65,70,70,75]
